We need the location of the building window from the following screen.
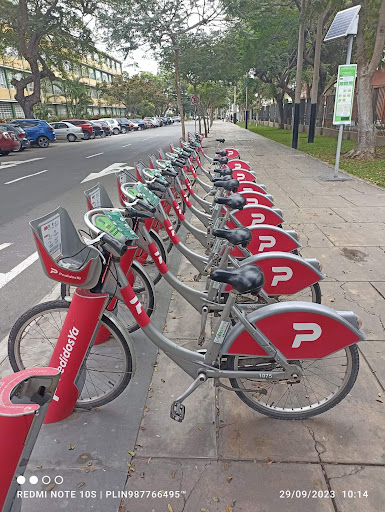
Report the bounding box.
[14,104,25,118]
[95,69,102,81]
[0,68,7,88]
[102,73,108,82]
[0,102,13,119]
[89,67,96,80]
[52,83,62,95]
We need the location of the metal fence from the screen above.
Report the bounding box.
[258,87,385,129]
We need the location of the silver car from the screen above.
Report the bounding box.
[98,118,121,135]
[50,122,83,142]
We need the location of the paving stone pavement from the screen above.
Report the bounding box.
[124,122,385,512]
[5,122,385,512]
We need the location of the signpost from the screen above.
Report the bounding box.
[322,5,361,181]
[333,64,357,125]
[190,95,200,133]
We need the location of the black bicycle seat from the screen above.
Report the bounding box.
[212,179,239,192]
[215,168,232,177]
[213,156,229,165]
[212,227,251,247]
[216,138,225,143]
[211,176,231,183]
[210,265,265,295]
[214,193,246,210]
[215,150,227,157]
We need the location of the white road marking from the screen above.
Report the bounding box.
[0,243,12,252]
[142,137,149,141]
[0,252,39,289]
[4,169,48,185]
[122,143,132,148]
[86,152,104,159]
[81,163,134,183]
[0,157,45,169]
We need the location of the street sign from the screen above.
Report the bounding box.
[333,64,357,125]
[190,95,200,106]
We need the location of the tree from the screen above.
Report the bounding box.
[347,0,385,159]
[99,0,224,138]
[54,78,91,118]
[0,0,97,118]
[102,72,169,116]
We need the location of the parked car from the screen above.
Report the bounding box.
[0,126,20,155]
[143,118,154,128]
[172,116,181,122]
[87,121,106,138]
[98,118,121,135]
[97,120,112,136]
[144,117,161,128]
[10,119,56,148]
[50,121,83,142]
[114,118,132,134]
[62,119,94,140]
[161,116,171,125]
[0,123,30,152]
[129,119,147,130]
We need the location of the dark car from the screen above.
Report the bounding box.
[10,119,56,148]
[0,123,30,152]
[128,119,145,131]
[161,116,172,125]
[88,121,106,138]
[98,120,112,136]
[115,118,132,134]
[0,126,20,155]
[63,119,95,140]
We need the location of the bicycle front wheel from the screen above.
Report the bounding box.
[61,261,155,333]
[8,300,134,408]
[227,344,359,419]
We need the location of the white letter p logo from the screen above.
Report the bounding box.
[292,323,322,348]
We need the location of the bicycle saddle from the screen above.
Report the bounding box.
[213,179,239,192]
[214,167,232,176]
[210,265,265,295]
[211,175,231,182]
[215,150,227,157]
[214,193,246,210]
[213,156,229,165]
[212,227,251,247]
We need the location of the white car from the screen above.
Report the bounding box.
[50,122,83,142]
[98,118,121,135]
[172,116,181,122]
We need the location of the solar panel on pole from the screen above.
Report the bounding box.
[324,5,361,42]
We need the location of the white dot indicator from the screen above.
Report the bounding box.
[16,476,26,485]
[29,476,38,485]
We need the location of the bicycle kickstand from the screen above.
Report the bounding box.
[170,373,207,422]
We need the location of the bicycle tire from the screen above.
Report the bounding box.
[8,300,135,408]
[60,261,155,333]
[227,344,359,420]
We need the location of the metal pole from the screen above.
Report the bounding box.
[194,105,197,133]
[334,34,354,177]
[245,83,248,129]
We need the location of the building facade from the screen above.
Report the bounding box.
[0,52,125,120]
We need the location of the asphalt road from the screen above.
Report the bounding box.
[0,122,189,345]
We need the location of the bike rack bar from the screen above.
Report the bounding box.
[0,367,60,512]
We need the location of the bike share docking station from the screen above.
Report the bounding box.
[0,368,60,512]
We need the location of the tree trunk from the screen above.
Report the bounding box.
[275,94,285,129]
[347,0,385,159]
[210,108,214,127]
[172,45,185,140]
[202,107,208,137]
[347,69,376,159]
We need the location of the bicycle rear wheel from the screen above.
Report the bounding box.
[8,300,134,408]
[227,344,359,419]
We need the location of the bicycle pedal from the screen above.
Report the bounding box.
[170,401,185,422]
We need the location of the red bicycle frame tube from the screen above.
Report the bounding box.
[44,289,110,424]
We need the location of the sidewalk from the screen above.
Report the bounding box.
[11,121,385,512]
[124,122,385,512]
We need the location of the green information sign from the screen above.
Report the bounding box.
[333,64,357,125]
[95,212,138,240]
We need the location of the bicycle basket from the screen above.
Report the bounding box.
[30,207,102,288]
[84,183,114,210]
